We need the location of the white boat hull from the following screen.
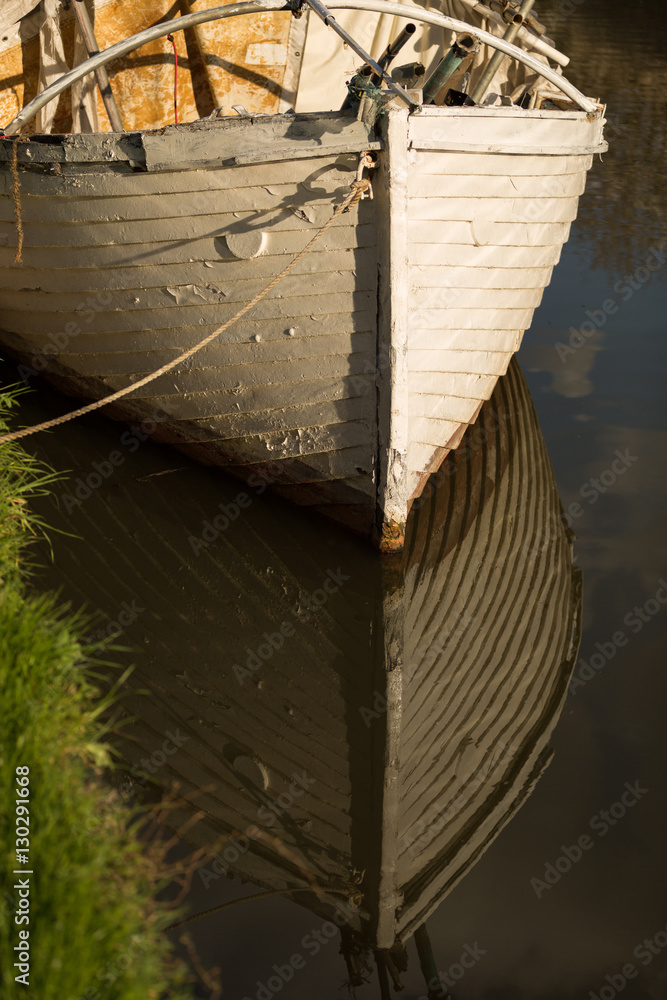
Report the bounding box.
[0,102,606,545]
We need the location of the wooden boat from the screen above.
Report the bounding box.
[27,357,581,975]
[0,1,606,549]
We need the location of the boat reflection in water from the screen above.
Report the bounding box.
[29,357,581,995]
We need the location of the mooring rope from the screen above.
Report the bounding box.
[10,137,24,265]
[0,154,374,446]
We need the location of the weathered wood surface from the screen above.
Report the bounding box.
[0,111,378,169]
[409,105,607,157]
[0,104,605,540]
[0,127,380,534]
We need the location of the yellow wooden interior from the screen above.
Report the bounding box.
[0,0,295,133]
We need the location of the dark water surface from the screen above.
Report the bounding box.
[4,1,667,997]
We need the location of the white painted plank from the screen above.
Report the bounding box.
[409,328,522,353]
[409,196,580,225]
[0,184,356,224]
[408,371,499,399]
[0,293,376,335]
[0,250,375,292]
[407,441,441,475]
[414,106,588,121]
[375,104,411,532]
[412,140,603,156]
[408,112,601,150]
[410,287,543,310]
[111,375,376,421]
[408,350,512,376]
[62,331,375,374]
[409,416,464,450]
[0,223,376,266]
[183,419,373,464]
[407,172,587,200]
[6,203,366,248]
[407,219,571,248]
[276,472,374,496]
[408,307,533,331]
[250,445,374,485]
[140,395,375,441]
[0,155,360,198]
[410,265,553,290]
[409,392,486,424]
[11,314,376,356]
[99,352,376,396]
[409,243,562,268]
[410,150,593,176]
[1,274,376,316]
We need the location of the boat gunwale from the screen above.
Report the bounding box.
[0,104,606,171]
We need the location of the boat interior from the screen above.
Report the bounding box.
[0,0,585,136]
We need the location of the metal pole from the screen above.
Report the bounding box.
[370,22,416,81]
[470,0,537,104]
[70,0,124,131]
[374,950,392,1000]
[414,924,448,999]
[422,31,478,105]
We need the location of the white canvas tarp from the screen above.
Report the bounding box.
[0,1,42,35]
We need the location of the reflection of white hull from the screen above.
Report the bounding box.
[0,103,605,545]
[27,357,582,949]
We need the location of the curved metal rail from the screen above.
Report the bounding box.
[1,0,597,134]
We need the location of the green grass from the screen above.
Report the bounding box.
[0,389,196,1000]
